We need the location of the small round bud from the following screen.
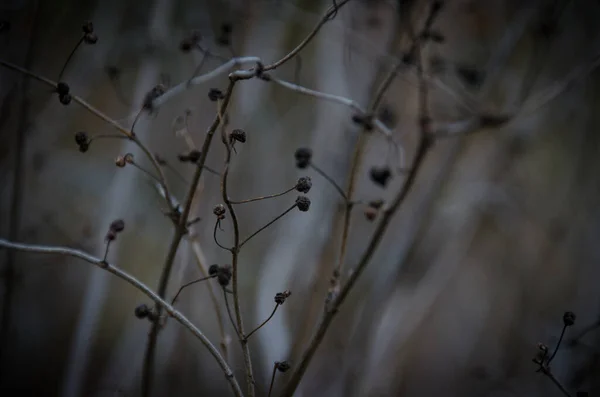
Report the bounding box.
[82,21,94,34]
[109,219,125,233]
[563,311,576,327]
[124,153,134,164]
[78,142,89,153]
[213,204,226,218]
[208,88,225,102]
[143,84,166,111]
[294,147,312,169]
[59,93,72,105]
[57,82,70,96]
[217,265,232,287]
[115,156,126,168]
[276,361,291,372]
[296,176,312,193]
[364,207,377,222]
[187,150,201,163]
[208,264,219,276]
[134,304,150,319]
[230,129,246,143]
[274,290,291,305]
[75,131,88,145]
[83,33,98,44]
[296,196,311,212]
[369,166,392,187]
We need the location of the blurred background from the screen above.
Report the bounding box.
[1,0,600,396]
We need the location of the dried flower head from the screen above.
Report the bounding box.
[296,196,311,212]
[208,88,225,102]
[230,129,246,143]
[83,33,98,45]
[370,166,392,187]
[82,21,94,34]
[59,93,72,105]
[276,361,291,372]
[134,303,150,319]
[78,142,89,153]
[123,153,134,164]
[115,156,127,168]
[274,290,291,305]
[57,82,70,96]
[142,84,166,111]
[213,204,226,219]
[109,219,125,233]
[294,148,312,169]
[296,176,312,193]
[208,264,219,276]
[217,265,232,287]
[75,131,88,146]
[563,311,576,327]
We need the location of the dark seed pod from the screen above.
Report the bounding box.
[109,219,125,233]
[208,88,225,102]
[217,265,232,287]
[276,361,291,372]
[57,82,70,96]
[82,21,94,34]
[294,148,312,169]
[134,304,150,319]
[274,290,291,305]
[296,196,311,212]
[187,150,201,163]
[208,264,219,276]
[296,176,312,193]
[213,204,226,219]
[83,33,98,45]
[230,129,246,143]
[115,156,126,168]
[563,311,576,327]
[75,131,88,145]
[78,142,89,153]
[369,166,392,187]
[59,93,72,105]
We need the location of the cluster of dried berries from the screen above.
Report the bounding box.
[274,290,291,305]
[56,82,72,105]
[178,149,201,164]
[105,219,125,242]
[208,264,232,287]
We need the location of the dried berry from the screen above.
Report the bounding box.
[213,204,226,219]
[208,264,219,276]
[217,265,232,287]
[142,84,166,110]
[59,93,72,105]
[115,156,126,168]
[75,131,88,146]
[124,153,134,164]
[134,303,150,319]
[294,147,312,169]
[274,290,291,305]
[370,166,392,187]
[83,33,98,45]
[110,219,125,233]
[296,176,312,193]
[57,82,70,96]
[105,230,116,242]
[276,361,291,372]
[82,21,94,34]
[230,129,246,143]
[78,142,89,153]
[364,207,377,221]
[563,311,576,327]
[296,196,311,212]
[208,88,224,102]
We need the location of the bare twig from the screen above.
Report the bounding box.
[267,362,278,397]
[171,275,216,305]
[239,204,298,249]
[245,304,280,340]
[214,220,232,252]
[229,186,296,204]
[309,163,348,202]
[0,238,242,397]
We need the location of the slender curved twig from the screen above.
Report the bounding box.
[245,304,280,340]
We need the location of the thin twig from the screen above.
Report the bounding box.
[223,287,241,340]
[57,36,84,82]
[171,275,216,305]
[214,220,232,252]
[267,362,278,397]
[539,366,573,397]
[239,204,297,249]
[229,186,296,205]
[0,238,243,397]
[547,324,567,364]
[309,163,347,202]
[142,79,237,397]
[245,304,280,340]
